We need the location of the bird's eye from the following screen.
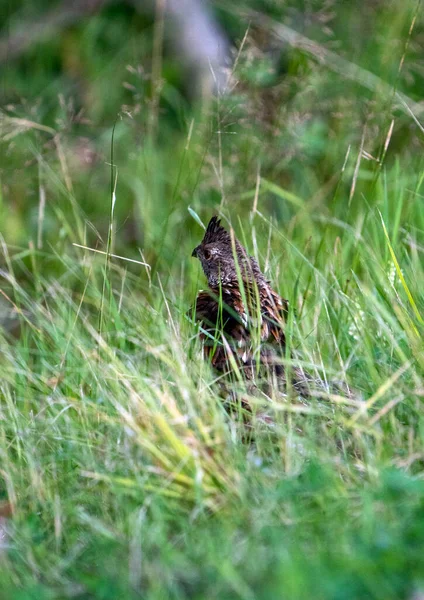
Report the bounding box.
[203,248,212,260]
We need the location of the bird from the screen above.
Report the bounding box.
[190,216,309,396]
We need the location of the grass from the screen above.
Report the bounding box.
[1,160,423,599]
[1,1,424,598]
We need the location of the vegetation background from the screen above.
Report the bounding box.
[0,0,423,598]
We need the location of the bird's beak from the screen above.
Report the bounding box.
[191,246,199,258]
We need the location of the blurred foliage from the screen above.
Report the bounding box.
[1,0,423,269]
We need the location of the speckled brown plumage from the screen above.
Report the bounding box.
[190,216,308,394]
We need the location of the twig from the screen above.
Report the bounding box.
[73,243,151,268]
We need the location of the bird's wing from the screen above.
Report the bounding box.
[191,290,219,326]
[260,287,289,346]
[191,288,253,373]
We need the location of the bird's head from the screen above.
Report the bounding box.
[192,216,264,288]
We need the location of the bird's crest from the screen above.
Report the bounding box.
[202,216,232,246]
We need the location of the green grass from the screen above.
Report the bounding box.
[1,1,424,598]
